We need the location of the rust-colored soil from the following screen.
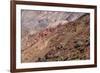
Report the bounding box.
[21,14,90,62]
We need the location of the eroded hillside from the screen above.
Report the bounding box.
[21,11,90,62]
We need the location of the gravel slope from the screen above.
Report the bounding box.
[21,12,90,62]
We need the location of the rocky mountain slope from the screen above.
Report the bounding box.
[21,11,90,62]
[21,10,84,38]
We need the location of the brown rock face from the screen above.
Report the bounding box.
[21,10,90,63]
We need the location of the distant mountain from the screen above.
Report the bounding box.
[21,10,85,38]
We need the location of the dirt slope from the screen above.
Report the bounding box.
[21,14,90,62]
